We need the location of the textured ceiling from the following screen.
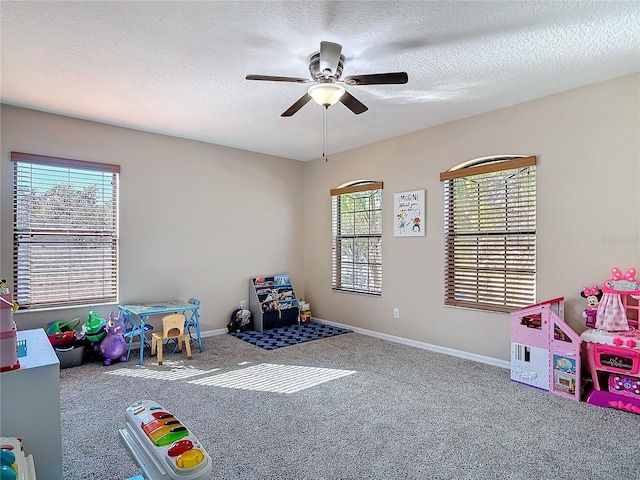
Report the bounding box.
[1,1,639,161]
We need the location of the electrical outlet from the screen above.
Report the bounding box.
[393,308,400,319]
[240,300,246,309]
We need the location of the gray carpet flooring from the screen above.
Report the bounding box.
[60,331,639,480]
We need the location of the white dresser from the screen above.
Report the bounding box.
[0,328,63,479]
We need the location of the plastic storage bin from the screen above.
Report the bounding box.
[54,344,85,369]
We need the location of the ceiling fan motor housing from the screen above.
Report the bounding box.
[309,52,344,81]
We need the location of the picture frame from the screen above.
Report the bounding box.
[394,189,425,237]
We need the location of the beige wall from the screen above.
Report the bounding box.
[1,74,638,362]
[0,106,305,331]
[303,73,640,361]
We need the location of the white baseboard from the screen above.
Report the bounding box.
[200,328,228,338]
[314,317,510,370]
[200,319,510,370]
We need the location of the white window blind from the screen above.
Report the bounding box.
[440,156,536,313]
[331,182,383,295]
[11,152,120,310]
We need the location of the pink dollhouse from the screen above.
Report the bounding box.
[510,297,582,401]
[580,267,640,414]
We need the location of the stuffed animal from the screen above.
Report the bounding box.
[0,279,18,312]
[581,285,603,329]
[99,310,128,365]
[227,309,252,333]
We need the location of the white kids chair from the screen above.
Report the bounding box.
[150,313,192,365]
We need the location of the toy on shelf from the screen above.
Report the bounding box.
[298,299,311,325]
[119,400,213,480]
[99,310,128,366]
[0,437,37,480]
[581,267,640,414]
[0,280,18,312]
[0,290,20,373]
[580,285,603,329]
[510,297,582,401]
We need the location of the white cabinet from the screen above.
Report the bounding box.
[0,328,63,479]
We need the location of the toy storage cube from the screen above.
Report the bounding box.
[0,329,63,479]
[54,344,85,369]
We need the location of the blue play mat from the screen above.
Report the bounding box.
[229,321,352,350]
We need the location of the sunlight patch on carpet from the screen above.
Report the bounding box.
[188,363,357,393]
[105,366,219,381]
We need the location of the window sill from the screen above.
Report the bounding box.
[14,301,119,315]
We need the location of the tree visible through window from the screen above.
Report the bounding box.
[440,156,536,312]
[11,152,120,310]
[331,181,383,295]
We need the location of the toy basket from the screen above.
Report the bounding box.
[47,331,75,347]
[55,344,85,368]
[47,318,81,348]
[46,318,80,335]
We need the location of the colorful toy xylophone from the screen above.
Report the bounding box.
[119,400,213,480]
[0,437,36,480]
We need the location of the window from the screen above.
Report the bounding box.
[440,156,536,312]
[11,152,120,310]
[331,181,383,295]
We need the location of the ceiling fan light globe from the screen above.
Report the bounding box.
[308,83,345,107]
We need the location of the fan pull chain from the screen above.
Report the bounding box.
[323,106,328,162]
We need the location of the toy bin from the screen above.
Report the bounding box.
[47,318,81,348]
[55,344,85,369]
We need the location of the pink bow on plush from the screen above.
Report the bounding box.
[583,285,600,296]
[611,267,637,282]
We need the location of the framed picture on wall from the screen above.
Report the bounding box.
[394,189,425,237]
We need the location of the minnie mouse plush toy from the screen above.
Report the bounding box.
[581,285,603,329]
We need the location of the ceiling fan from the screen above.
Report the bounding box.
[246,41,408,117]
